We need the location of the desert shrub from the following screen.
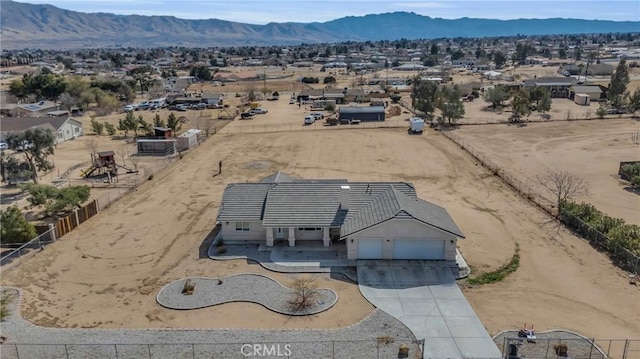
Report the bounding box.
[287,278,319,312]
[467,244,520,285]
[0,290,14,321]
[216,245,227,255]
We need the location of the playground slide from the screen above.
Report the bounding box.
[80,166,96,177]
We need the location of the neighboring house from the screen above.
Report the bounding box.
[14,101,59,117]
[0,116,83,144]
[523,77,577,98]
[338,106,385,122]
[201,92,224,106]
[568,86,604,102]
[217,173,464,261]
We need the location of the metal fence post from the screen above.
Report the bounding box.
[115,344,119,359]
[65,344,70,359]
[15,344,20,359]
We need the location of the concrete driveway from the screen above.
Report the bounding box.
[357,261,502,359]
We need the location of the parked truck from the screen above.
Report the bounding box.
[409,117,425,134]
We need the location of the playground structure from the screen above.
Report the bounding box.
[80,151,137,182]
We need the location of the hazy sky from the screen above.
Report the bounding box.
[14,0,640,24]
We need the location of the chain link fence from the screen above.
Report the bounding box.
[441,130,639,274]
[0,338,423,359]
[500,337,639,359]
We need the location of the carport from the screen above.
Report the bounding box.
[358,261,502,359]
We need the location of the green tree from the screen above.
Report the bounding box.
[8,80,27,100]
[166,112,181,133]
[189,65,213,81]
[20,184,90,216]
[104,122,117,135]
[117,111,138,137]
[0,206,36,245]
[130,66,154,95]
[430,43,439,55]
[5,128,55,184]
[411,78,439,116]
[0,153,33,184]
[437,85,465,125]
[483,85,511,109]
[509,88,531,123]
[628,88,640,117]
[138,115,153,136]
[537,91,552,116]
[609,59,630,101]
[493,50,507,68]
[323,76,336,84]
[153,113,165,127]
[90,118,104,135]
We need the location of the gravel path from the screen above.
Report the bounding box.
[0,287,420,359]
[493,329,608,359]
[156,274,337,315]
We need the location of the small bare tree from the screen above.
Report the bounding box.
[118,143,129,167]
[87,138,99,156]
[537,170,589,207]
[287,277,319,313]
[129,154,140,171]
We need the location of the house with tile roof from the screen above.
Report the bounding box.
[216,172,464,261]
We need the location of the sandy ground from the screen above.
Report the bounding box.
[454,119,640,224]
[1,125,638,340]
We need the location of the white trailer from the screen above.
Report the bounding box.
[574,93,590,106]
[409,117,425,134]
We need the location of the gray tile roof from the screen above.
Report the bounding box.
[259,171,297,183]
[216,178,464,238]
[217,183,272,221]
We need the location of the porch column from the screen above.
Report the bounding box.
[323,228,330,247]
[266,227,274,247]
[288,227,296,247]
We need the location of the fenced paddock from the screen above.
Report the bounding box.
[441,130,639,274]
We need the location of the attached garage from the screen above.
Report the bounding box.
[357,238,383,259]
[393,239,445,260]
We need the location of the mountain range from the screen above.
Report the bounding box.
[1,0,638,50]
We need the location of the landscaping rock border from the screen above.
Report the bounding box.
[156,274,338,316]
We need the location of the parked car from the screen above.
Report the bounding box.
[123,104,135,112]
[0,142,8,150]
[250,107,268,114]
[193,103,207,110]
[175,104,188,112]
[304,115,315,125]
[310,112,324,120]
[16,141,34,151]
[240,112,255,119]
[289,97,296,104]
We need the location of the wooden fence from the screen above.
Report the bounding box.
[54,200,98,237]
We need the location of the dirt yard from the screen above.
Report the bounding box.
[454,119,640,224]
[1,126,638,339]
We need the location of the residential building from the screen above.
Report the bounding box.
[0,116,83,144]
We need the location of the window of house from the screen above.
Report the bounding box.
[298,227,321,231]
[235,222,250,231]
[75,127,79,133]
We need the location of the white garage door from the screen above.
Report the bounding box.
[357,238,384,259]
[393,239,445,260]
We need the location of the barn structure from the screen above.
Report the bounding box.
[338,106,386,122]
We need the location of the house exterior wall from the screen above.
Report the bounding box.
[56,120,83,143]
[294,227,324,240]
[345,218,457,260]
[220,220,265,241]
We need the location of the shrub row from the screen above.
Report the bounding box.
[559,201,640,258]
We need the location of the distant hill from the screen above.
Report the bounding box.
[1,0,638,49]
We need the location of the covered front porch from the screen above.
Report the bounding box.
[265,226,340,247]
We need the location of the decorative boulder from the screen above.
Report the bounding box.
[182,279,196,295]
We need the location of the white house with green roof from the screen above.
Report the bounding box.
[216,172,465,261]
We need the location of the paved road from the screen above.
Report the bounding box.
[357,260,502,359]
